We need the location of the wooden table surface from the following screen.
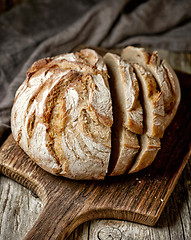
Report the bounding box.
[0,50,191,240]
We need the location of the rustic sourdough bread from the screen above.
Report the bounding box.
[11,49,113,180]
[11,47,181,179]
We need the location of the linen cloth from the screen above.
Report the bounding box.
[0,0,191,145]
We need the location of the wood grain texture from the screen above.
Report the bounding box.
[1,158,190,240]
[0,175,43,239]
[0,49,191,240]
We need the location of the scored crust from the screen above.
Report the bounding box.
[11,49,113,180]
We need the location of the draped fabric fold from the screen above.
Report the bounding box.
[0,0,191,144]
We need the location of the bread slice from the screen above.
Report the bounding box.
[126,64,162,173]
[121,47,164,173]
[103,53,143,134]
[133,63,165,138]
[103,53,141,176]
[121,46,180,131]
[148,51,176,114]
[11,49,113,180]
[109,126,140,176]
[107,97,140,176]
[128,134,161,174]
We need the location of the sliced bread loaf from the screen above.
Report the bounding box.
[11,47,181,180]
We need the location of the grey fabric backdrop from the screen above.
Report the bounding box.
[0,0,191,144]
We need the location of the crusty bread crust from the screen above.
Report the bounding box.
[161,60,181,129]
[11,49,113,180]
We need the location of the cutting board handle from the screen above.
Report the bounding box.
[0,135,49,202]
[24,199,88,240]
[1,106,191,239]
[0,135,93,239]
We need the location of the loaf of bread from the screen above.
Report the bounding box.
[11,47,181,180]
[11,49,113,180]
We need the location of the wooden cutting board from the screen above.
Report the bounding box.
[0,66,191,239]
